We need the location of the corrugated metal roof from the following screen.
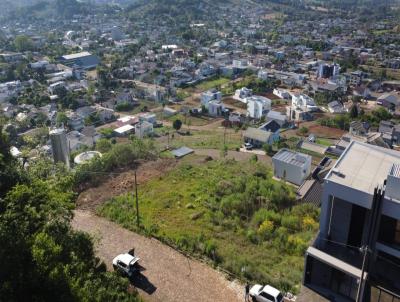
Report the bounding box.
[273,149,310,167]
[243,127,272,142]
[171,146,194,158]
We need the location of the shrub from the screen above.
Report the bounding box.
[302,216,318,231]
[258,220,274,239]
[281,215,300,231]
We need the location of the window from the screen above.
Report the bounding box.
[259,291,275,301]
[378,215,400,249]
[395,220,400,245]
[117,261,127,268]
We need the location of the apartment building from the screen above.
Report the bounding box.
[303,141,400,301]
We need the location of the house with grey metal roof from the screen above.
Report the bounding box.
[272,148,311,186]
[243,127,275,147]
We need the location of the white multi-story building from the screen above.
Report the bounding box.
[246,96,271,119]
[291,94,319,112]
[201,90,222,108]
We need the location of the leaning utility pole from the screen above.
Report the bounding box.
[356,245,369,302]
[134,170,140,228]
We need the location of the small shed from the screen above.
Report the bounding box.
[272,148,312,186]
[171,146,194,158]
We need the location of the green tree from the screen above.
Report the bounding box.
[95,138,112,153]
[14,35,33,52]
[173,119,182,132]
[56,112,68,127]
[349,104,359,118]
[0,129,140,301]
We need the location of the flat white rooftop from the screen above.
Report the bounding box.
[326,141,400,195]
[114,124,134,134]
[62,52,93,60]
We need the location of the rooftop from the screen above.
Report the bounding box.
[114,124,134,134]
[325,141,400,195]
[62,51,93,60]
[273,148,311,167]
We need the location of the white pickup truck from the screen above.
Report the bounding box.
[249,284,284,302]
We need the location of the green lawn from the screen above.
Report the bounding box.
[195,77,231,91]
[315,138,333,147]
[98,158,319,293]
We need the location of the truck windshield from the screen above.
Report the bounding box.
[277,293,284,302]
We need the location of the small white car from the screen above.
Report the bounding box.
[112,253,140,278]
[249,284,284,302]
[244,143,253,150]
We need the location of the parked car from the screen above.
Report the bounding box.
[249,284,284,302]
[244,143,253,150]
[112,253,140,278]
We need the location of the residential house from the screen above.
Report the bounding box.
[113,124,135,137]
[377,93,399,110]
[349,121,368,136]
[201,90,222,108]
[67,130,95,152]
[273,88,291,100]
[243,127,275,147]
[303,141,400,301]
[328,101,345,114]
[272,149,312,186]
[291,94,319,112]
[379,120,395,146]
[139,113,157,125]
[234,87,252,103]
[228,112,246,125]
[266,110,288,127]
[258,120,281,142]
[208,100,225,117]
[246,96,272,119]
[134,121,153,139]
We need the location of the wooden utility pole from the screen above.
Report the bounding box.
[134,170,140,228]
[223,126,227,145]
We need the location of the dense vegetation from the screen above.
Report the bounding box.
[99,158,320,293]
[0,126,141,301]
[318,106,393,130]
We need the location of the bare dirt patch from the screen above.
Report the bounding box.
[72,210,243,302]
[76,158,178,211]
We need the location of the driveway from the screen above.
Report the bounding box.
[72,210,243,302]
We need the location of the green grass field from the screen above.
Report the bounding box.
[98,158,319,293]
[195,77,231,91]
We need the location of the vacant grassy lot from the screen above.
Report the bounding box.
[98,158,319,293]
[195,77,231,91]
[156,128,243,151]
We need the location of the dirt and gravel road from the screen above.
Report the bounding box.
[72,210,243,302]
